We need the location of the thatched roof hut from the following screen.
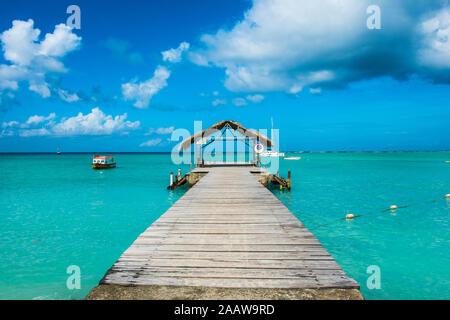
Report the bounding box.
[178,120,273,151]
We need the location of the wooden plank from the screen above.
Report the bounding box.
[102,276,358,289]
[106,266,349,277]
[120,244,329,252]
[113,258,342,269]
[120,251,332,260]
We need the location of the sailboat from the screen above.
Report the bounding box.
[260,117,284,157]
[57,146,61,155]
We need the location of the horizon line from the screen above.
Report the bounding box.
[0,150,449,154]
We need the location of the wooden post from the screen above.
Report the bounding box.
[178,168,181,180]
[170,172,173,187]
[287,170,291,190]
[277,170,279,177]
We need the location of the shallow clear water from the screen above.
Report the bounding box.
[0,152,449,299]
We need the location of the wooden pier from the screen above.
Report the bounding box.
[88,165,361,300]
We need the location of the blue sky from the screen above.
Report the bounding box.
[0,0,449,152]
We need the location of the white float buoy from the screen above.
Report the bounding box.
[445,194,450,198]
[390,205,397,210]
[346,214,355,219]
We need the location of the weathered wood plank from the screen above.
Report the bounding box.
[120,251,332,260]
[101,276,358,289]
[120,244,329,252]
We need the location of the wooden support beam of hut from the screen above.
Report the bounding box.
[178,120,274,151]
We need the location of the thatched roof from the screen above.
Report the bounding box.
[178,120,273,151]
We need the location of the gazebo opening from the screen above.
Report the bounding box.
[179,120,273,167]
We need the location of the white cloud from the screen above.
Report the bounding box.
[52,108,140,136]
[1,108,140,137]
[188,51,210,66]
[122,65,171,108]
[123,42,189,108]
[162,42,190,63]
[156,126,174,134]
[57,89,79,102]
[39,23,81,57]
[139,138,162,147]
[0,64,26,91]
[192,0,367,91]
[1,19,40,66]
[145,126,175,135]
[1,120,19,128]
[212,98,226,106]
[309,87,322,95]
[29,82,51,98]
[19,128,51,137]
[191,0,450,92]
[232,97,248,106]
[0,19,81,99]
[213,94,261,107]
[419,7,450,69]
[26,113,55,125]
[0,64,22,90]
[246,94,264,103]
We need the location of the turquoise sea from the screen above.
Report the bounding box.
[0,152,449,300]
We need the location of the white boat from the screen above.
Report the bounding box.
[261,150,285,157]
[283,156,301,160]
[260,117,284,157]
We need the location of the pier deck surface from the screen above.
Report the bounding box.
[97,166,359,293]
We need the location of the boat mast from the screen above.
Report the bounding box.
[270,117,274,151]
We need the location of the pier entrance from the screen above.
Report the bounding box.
[89,170,360,299]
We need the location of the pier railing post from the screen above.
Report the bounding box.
[287,170,291,190]
[170,172,173,187]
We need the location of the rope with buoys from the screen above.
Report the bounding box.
[309,194,450,230]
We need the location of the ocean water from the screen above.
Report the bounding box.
[0,152,449,300]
